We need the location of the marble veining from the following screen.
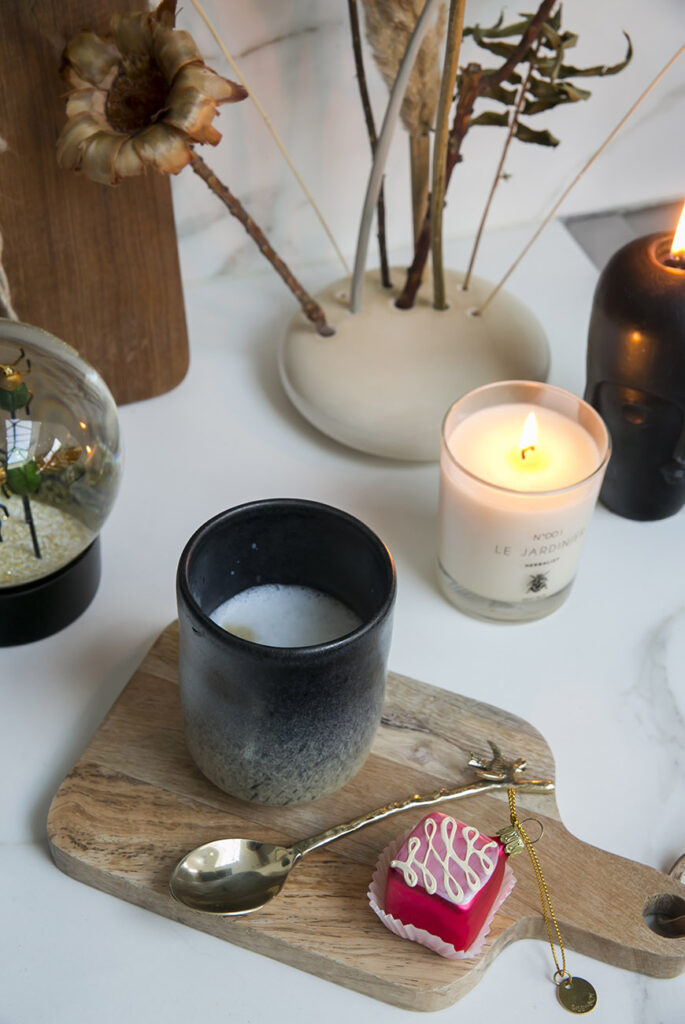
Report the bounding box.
[239,20,340,60]
[629,608,685,751]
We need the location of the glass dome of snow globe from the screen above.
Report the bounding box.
[0,320,121,644]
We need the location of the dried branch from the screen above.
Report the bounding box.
[431,0,466,310]
[189,152,334,336]
[348,0,391,287]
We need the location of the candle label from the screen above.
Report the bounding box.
[438,488,596,604]
[493,524,587,595]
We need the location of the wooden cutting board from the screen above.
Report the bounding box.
[47,623,685,1011]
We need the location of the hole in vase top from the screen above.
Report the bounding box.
[643,893,685,938]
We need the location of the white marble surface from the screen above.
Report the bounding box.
[1,219,684,1023]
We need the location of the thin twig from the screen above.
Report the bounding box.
[462,48,538,291]
[478,44,685,314]
[22,495,41,559]
[189,152,333,336]
[430,0,466,310]
[409,134,430,246]
[348,0,391,287]
[191,0,349,277]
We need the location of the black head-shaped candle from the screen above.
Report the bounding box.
[585,206,685,520]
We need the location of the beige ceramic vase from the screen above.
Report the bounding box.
[280,267,550,461]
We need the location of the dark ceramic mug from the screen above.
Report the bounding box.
[176,499,396,805]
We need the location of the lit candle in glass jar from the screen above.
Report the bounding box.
[438,381,610,622]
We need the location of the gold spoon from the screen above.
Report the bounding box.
[169,743,554,916]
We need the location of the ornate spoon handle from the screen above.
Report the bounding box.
[292,772,554,859]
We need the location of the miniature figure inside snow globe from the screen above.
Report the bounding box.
[0,320,121,644]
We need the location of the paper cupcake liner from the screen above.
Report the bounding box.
[367,831,516,960]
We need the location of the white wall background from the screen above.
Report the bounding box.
[171,0,685,285]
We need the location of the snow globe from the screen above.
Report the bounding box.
[0,320,121,644]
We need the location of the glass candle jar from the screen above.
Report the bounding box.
[438,381,610,622]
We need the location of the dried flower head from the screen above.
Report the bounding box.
[362,0,446,136]
[57,0,247,184]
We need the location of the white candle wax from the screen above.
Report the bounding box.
[210,583,362,647]
[452,404,600,492]
[439,394,609,612]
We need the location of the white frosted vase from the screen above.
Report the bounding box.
[279,268,550,461]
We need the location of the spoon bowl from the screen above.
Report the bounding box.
[170,839,298,915]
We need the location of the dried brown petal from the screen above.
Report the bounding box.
[62,31,120,87]
[162,91,218,143]
[62,66,96,92]
[164,93,223,144]
[80,132,127,185]
[151,23,202,83]
[113,138,146,178]
[173,64,248,104]
[56,112,109,169]
[110,11,154,57]
[65,87,107,121]
[132,123,191,174]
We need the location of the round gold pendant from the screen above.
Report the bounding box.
[557,976,597,1014]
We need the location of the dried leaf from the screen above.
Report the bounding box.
[470,32,520,59]
[535,32,632,79]
[528,78,591,101]
[487,83,519,105]
[470,110,510,128]
[524,76,592,113]
[463,15,528,40]
[514,122,559,146]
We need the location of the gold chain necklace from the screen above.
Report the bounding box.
[503,788,598,1014]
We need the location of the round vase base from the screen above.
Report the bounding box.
[280,268,550,461]
[437,560,572,623]
[0,537,101,646]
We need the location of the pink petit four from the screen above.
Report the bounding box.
[369,811,516,959]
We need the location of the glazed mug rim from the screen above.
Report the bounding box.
[177,497,396,657]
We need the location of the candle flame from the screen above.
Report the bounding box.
[670,201,685,257]
[519,412,537,460]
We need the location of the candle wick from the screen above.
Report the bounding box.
[521,445,535,461]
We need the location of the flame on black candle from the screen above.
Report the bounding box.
[664,201,685,269]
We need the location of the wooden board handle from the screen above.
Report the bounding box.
[535,823,685,979]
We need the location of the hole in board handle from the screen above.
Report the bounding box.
[643,893,685,938]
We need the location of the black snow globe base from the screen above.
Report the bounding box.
[0,537,101,645]
[0,320,121,644]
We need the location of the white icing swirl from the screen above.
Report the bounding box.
[390,815,499,905]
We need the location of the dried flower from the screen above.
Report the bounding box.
[57,0,247,185]
[56,0,333,336]
[361,0,446,137]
